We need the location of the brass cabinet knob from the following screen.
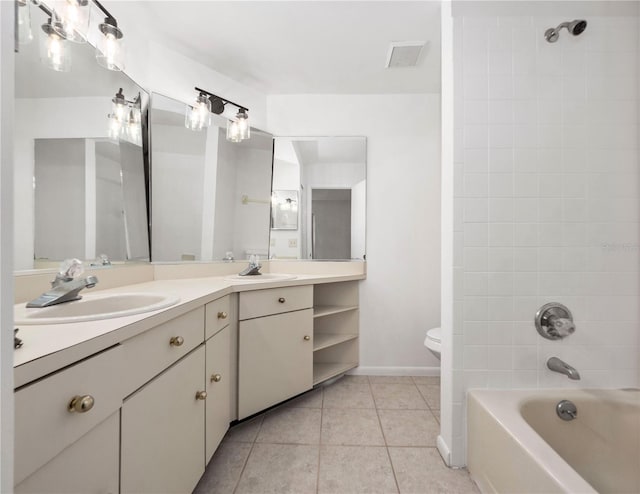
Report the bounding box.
[303,335,310,341]
[68,395,95,413]
[195,391,207,401]
[211,373,222,383]
[169,336,184,347]
[217,311,228,319]
[278,297,286,303]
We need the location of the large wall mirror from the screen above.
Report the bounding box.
[150,93,273,262]
[14,4,150,271]
[270,137,366,260]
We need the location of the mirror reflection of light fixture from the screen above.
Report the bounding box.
[186,87,250,142]
[96,16,124,71]
[107,89,142,145]
[185,92,212,131]
[31,0,125,72]
[52,0,90,43]
[17,0,34,45]
[39,17,71,72]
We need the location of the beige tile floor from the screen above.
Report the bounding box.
[193,375,480,494]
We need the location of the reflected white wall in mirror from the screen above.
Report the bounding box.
[14,4,149,271]
[271,137,366,260]
[150,93,273,263]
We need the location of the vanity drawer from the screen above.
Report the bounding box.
[121,307,204,397]
[239,285,313,320]
[205,295,231,340]
[14,345,124,485]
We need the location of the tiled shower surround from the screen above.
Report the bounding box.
[451,10,640,465]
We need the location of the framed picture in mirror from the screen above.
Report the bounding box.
[271,190,299,230]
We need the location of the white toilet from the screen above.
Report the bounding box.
[424,327,441,359]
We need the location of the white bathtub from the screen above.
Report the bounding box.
[467,388,640,494]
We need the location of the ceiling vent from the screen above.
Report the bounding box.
[385,41,426,68]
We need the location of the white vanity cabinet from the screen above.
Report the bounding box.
[238,286,314,419]
[312,281,360,384]
[204,295,234,462]
[14,345,124,493]
[121,345,207,494]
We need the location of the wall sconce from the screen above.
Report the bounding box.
[107,89,142,145]
[185,92,212,131]
[39,17,71,72]
[96,15,124,71]
[24,0,126,72]
[186,87,251,142]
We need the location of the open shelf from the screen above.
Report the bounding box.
[313,333,358,352]
[313,305,359,319]
[313,362,358,385]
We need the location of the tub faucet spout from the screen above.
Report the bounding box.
[547,357,581,380]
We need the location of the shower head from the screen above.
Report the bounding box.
[544,19,587,43]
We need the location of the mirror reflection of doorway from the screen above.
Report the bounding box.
[311,188,351,259]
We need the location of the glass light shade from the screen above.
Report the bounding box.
[39,20,71,72]
[17,0,33,45]
[185,94,211,131]
[96,19,125,71]
[236,109,250,140]
[52,0,90,43]
[112,89,127,123]
[226,119,241,143]
[108,114,121,141]
[127,118,142,145]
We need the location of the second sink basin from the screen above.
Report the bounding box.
[15,292,180,325]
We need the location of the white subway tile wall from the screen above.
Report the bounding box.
[451,14,640,465]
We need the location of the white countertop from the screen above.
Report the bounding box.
[13,273,364,388]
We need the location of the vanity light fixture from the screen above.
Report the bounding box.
[185,92,212,131]
[186,87,251,142]
[96,15,124,71]
[28,0,126,72]
[107,89,142,145]
[39,16,71,72]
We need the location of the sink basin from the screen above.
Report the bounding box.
[14,292,180,325]
[225,273,297,282]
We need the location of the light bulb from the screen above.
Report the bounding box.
[185,94,211,131]
[108,114,121,141]
[96,17,124,71]
[226,119,241,142]
[40,18,71,71]
[112,89,127,122]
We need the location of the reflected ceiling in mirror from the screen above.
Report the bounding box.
[271,137,366,261]
[14,3,150,271]
[150,93,274,263]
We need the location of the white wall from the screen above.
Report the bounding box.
[267,94,442,373]
[447,4,640,466]
[0,2,15,489]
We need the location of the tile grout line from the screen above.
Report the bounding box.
[231,415,264,494]
[316,387,323,494]
[369,376,402,494]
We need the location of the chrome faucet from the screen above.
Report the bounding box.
[238,255,262,276]
[547,357,581,380]
[26,275,98,308]
[26,259,99,308]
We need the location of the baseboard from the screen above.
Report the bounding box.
[437,435,452,466]
[348,366,441,377]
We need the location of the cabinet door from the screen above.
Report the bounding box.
[121,346,206,494]
[205,326,231,462]
[15,412,119,494]
[239,309,313,419]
